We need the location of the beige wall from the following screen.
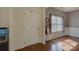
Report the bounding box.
[0,8,9,27]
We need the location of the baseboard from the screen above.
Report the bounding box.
[16,42,43,51]
[46,35,68,42]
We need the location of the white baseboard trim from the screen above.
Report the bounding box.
[65,27,79,37]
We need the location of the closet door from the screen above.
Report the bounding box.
[24,8,41,46]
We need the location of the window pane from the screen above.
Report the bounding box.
[51,16,57,24]
[57,17,63,24]
[51,24,57,32]
[51,15,63,33]
[57,25,63,31]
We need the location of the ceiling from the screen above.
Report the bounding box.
[54,7,79,12]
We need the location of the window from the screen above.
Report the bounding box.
[51,15,63,32]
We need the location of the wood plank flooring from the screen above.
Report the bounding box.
[17,36,79,51]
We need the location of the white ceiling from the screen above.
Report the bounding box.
[54,7,79,12]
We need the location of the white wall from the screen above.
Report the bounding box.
[67,27,79,37]
[9,7,45,50]
[9,8,26,50]
[23,7,44,46]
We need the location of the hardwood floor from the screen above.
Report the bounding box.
[17,36,79,51]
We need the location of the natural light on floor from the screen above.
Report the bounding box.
[52,39,78,51]
[60,39,78,51]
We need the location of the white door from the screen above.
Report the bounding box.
[24,7,41,46]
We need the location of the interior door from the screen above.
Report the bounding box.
[24,7,41,46]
